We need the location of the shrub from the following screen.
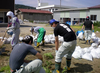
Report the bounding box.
[93,21,100,27]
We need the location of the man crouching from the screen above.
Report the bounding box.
[9,35,45,73]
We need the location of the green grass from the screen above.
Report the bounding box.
[71,25,100,32]
[43,61,53,73]
[44,53,54,59]
[0,65,10,73]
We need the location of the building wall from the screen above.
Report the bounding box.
[0,0,14,26]
[53,9,100,25]
[89,9,100,21]
[53,12,60,21]
[20,12,52,22]
[0,0,14,12]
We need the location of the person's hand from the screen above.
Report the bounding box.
[92,30,94,32]
[6,27,9,30]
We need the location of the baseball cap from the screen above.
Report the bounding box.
[49,19,59,25]
[86,16,89,19]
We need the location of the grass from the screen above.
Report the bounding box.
[71,25,100,32]
[43,61,53,73]
[44,53,54,59]
[0,65,10,73]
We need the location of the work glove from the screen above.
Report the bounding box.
[81,29,83,32]
[92,30,94,32]
[55,50,58,56]
[6,27,9,30]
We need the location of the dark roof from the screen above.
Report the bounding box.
[88,5,100,9]
[18,9,52,14]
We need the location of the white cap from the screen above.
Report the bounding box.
[6,11,14,18]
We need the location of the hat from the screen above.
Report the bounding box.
[49,19,59,25]
[86,16,89,19]
[22,35,33,44]
[29,27,34,32]
[6,11,14,18]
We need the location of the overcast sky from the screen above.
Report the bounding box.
[15,0,100,8]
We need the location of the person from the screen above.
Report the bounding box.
[49,19,77,73]
[9,35,45,73]
[6,11,20,49]
[30,26,46,48]
[82,16,94,44]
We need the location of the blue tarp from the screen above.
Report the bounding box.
[76,30,84,36]
[66,21,71,26]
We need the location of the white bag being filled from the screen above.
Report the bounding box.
[77,32,83,40]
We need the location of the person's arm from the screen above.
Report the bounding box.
[82,25,84,30]
[55,36,59,51]
[7,18,16,30]
[70,27,75,33]
[92,24,94,30]
[35,52,43,61]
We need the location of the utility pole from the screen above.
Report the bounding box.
[60,0,61,9]
[38,0,41,7]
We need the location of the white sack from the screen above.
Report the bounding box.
[91,43,98,48]
[72,51,82,59]
[90,49,99,58]
[92,32,96,37]
[77,32,83,40]
[19,37,23,41]
[82,53,92,61]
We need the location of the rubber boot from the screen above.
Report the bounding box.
[65,58,71,71]
[52,62,61,73]
[89,40,90,44]
[35,42,40,48]
[87,40,89,44]
[41,40,45,46]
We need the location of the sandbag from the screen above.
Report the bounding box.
[91,43,98,48]
[82,53,93,61]
[72,51,82,59]
[91,49,99,59]
[92,32,96,37]
[19,37,23,42]
[77,32,83,40]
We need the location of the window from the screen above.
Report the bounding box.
[90,15,97,20]
[0,17,3,23]
[80,18,85,22]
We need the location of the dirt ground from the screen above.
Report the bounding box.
[0,22,100,73]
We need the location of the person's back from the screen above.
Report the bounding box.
[82,16,94,44]
[9,35,44,73]
[84,20,93,30]
[54,23,76,42]
[9,43,37,70]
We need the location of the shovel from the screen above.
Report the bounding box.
[0,29,8,48]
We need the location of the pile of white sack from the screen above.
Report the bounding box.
[78,32,100,45]
[30,34,64,44]
[72,43,100,61]
[0,34,64,44]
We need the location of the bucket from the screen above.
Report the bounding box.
[34,40,37,46]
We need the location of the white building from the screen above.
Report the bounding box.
[53,5,100,25]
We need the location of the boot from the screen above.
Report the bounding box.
[89,40,91,44]
[35,42,40,48]
[64,58,71,71]
[52,62,61,73]
[41,40,45,46]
